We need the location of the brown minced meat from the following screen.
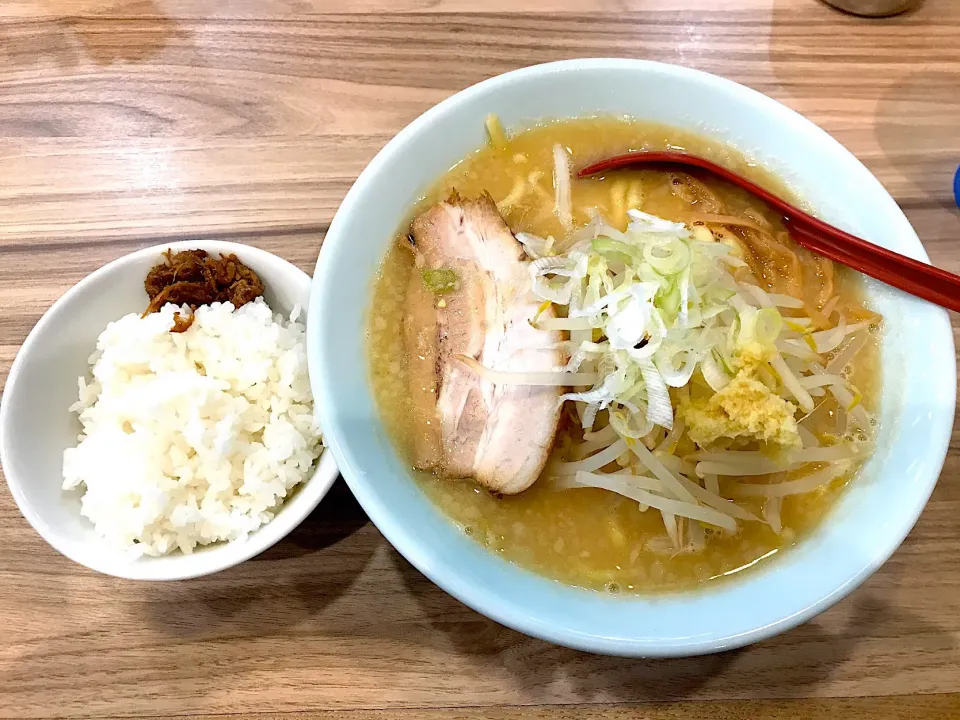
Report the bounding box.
[143,249,265,332]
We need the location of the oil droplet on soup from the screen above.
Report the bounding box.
[366,117,880,593]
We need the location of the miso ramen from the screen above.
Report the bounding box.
[368,117,881,593]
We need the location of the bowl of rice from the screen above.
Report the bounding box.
[0,240,338,580]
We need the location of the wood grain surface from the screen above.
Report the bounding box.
[1,0,959,718]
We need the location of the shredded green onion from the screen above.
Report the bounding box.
[643,237,690,275]
[592,236,642,261]
[422,267,458,294]
[524,206,875,528]
[755,307,784,345]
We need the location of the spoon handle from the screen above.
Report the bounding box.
[789,222,960,313]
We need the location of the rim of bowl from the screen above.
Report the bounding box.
[0,240,339,581]
[309,58,955,654]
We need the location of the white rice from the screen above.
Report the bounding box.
[62,297,323,557]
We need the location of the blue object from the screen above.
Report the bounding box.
[954,165,960,209]
[309,60,958,657]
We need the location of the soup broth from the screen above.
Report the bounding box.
[368,117,880,593]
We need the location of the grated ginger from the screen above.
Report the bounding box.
[679,369,802,451]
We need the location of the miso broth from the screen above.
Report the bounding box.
[367,117,880,593]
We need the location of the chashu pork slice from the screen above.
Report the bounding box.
[403,192,564,495]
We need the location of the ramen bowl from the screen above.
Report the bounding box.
[308,59,954,656]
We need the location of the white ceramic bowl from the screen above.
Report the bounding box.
[310,59,955,655]
[0,240,338,580]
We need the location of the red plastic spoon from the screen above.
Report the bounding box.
[578,151,960,313]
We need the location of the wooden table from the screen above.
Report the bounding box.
[1,0,959,718]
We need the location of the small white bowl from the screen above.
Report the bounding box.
[0,240,338,580]
[310,59,956,655]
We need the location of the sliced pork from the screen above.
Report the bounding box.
[404,192,564,495]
